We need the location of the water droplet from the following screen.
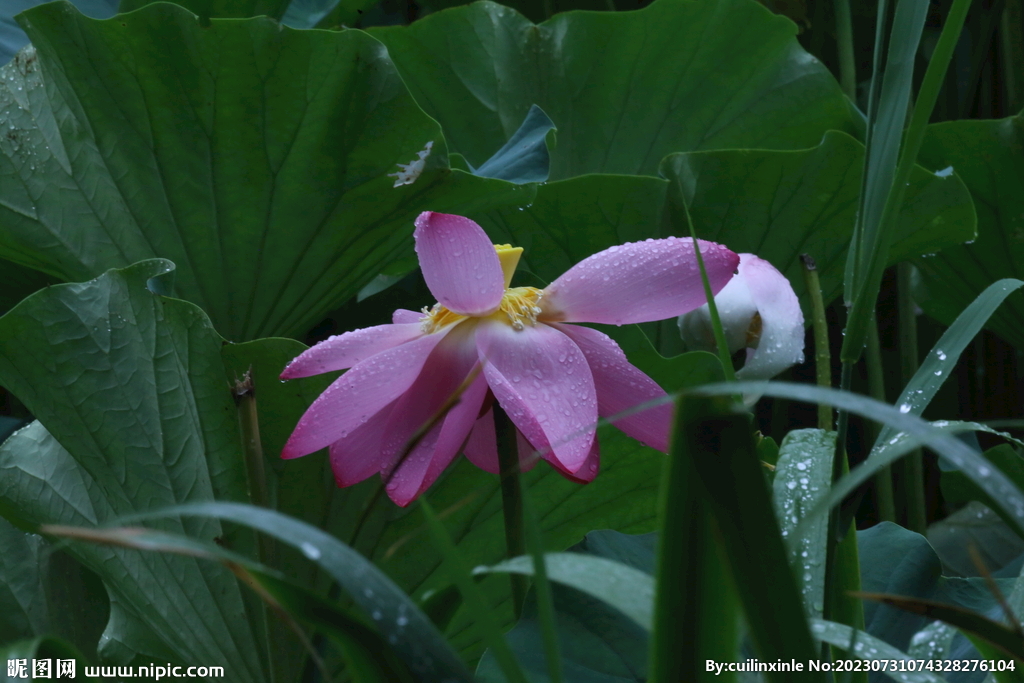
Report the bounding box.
[300,542,321,560]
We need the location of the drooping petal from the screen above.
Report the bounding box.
[556,324,673,452]
[378,324,485,505]
[393,309,423,324]
[734,255,804,380]
[476,320,596,474]
[414,212,505,316]
[327,402,396,486]
[281,330,449,459]
[280,323,424,379]
[539,436,599,484]
[541,237,739,325]
[383,372,489,507]
[678,253,804,380]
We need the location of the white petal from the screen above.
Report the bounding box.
[734,255,804,380]
[678,253,804,380]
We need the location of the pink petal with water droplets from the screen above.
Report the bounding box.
[734,254,805,380]
[378,325,486,506]
[556,324,672,452]
[383,372,489,506]
[393,309,423,324]
[327,402,396,486]
[476,320,596,473]
[281,331,449,459]
[280,323,424,379]
[414,212,505,316]
[541,436,599,484]
[541,237,739,325]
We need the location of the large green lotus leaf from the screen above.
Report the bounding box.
[0,260,272,679]
[117,0,290,19]
[0,540,110,662]
[913,115,1024,348]
[0,515,48,643]
[661,130,976,311]
[368,0,859,180]
[0,5,529,342]
[468,132,973,335]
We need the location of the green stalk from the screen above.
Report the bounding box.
[823,361,853,630]
[677,182,736,382]
[1001,0,1024,113]
[521,485,563,683]
[866,314,896,523]
[420,499,530,683]
[831,457,867,683]
[494,404,528,620]
[801,255,834,430]
[232,369,278,682]
[835,0,857,100]
[898,262,927,533]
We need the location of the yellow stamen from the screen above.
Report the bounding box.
[746,311,763,347]
[420,303,466,334]
[495,244,523,289]
[496,287,544,331]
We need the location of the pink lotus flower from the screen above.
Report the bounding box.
[280,212,740,506]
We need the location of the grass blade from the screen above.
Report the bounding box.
[475,553,654,631]
[91,502,475,683]
[853,591,1024,660]
[873,278,1023,448]
[418,499,529,683]
[844,0,976,360]
[653,396,824,682]
[690,383,1024,541]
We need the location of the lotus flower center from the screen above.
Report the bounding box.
[498,287,544,330]
[420,243,543,333]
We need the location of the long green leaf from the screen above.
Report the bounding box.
[122,501,476,683]
[872,279,1024,449]
[809,619,947,683]
[691,383,1024,541]
[42,523,416,683]
[474,553,654,631]
[843,0,976,360]
[418,500,528,683]
[653,396,822,682]
[844,0,929,311]
[853,591,1024,660]
[773,429,836,620]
